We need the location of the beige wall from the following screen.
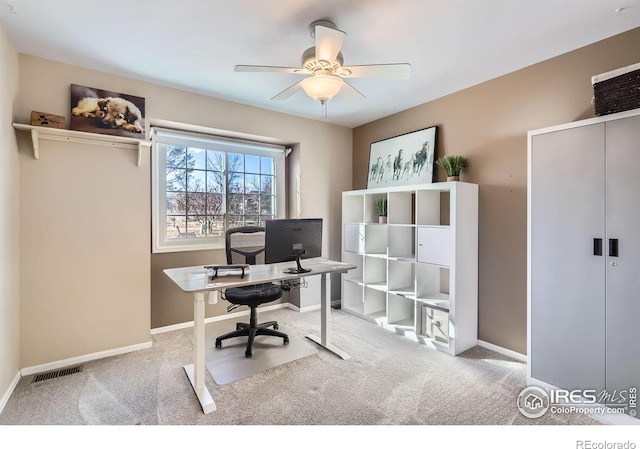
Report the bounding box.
[0,23,20,407]
[15,55,352,334]
[353,27,640,354]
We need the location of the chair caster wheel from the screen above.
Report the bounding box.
[284,337,289,345]
[215,339,222,348]
[245,349,252,358]
[274,323,279,330]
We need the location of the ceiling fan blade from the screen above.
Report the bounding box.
[235,65,308,74]
[339,63,411,79]
[338,79,366,103]
[271,80,304,100]
[315,25,346,62]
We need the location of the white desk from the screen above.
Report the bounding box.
[164,257,356,414]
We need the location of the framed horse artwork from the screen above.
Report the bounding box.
[367,126,437,188]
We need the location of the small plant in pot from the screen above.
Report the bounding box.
[436,155,469,181]
[373,197,387,223]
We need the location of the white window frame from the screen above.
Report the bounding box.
[151,127,286,253]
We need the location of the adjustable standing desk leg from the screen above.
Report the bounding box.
[183,291,217,413]
[306,273,350,360]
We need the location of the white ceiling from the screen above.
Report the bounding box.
[1,0,639,128]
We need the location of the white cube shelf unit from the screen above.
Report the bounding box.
[341,182,478,355]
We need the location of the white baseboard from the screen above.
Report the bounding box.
[477,339,527,362]
[20,341,153,376]
[151,302,290,335]
[0,370,21,415]
[286,303,321,313]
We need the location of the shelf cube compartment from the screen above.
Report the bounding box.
[363,255,387,288]
[344,224,365,254]
[388,191,415,225]
[388,225,415,260]
[341,251,363,283]
[343,194,364,223]
[342,280,364,315]
[364,224,387,255]
[416,190,450,225]
[387,293,415,331]
[415,263,450,307]
[387,259,415,297]
[363,286,386,322]
[365,193,388,223]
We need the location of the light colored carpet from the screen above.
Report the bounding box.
[206,333,318,385]
[0,308,606,426]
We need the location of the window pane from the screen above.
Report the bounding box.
[228,153,244,172]
[245,194,259,215]
[260,195,275,215]
[261,157,274,175]
[228,194,244,215]
[245,155,260,174]
[228,216,245,229]
[166,145,186,168]
[207,216,225,237]
[186,192,207,215]
[166,169,186,192]
[228,172,244,193]
[207,150,224,171]
[166,216,186,239]
[245,215,259,227]
[207,193,223,215]
[188,148,207,170]
[185,216,206,238]
[188,170,206,192]
[261,175,273,195]
[206,171,224,193]
[245,174,259,193]
[166,192,186,215]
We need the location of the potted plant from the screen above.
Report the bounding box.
[436,155,469,181]
[373,197,387,223]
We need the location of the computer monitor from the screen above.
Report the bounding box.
[265,218,322,274]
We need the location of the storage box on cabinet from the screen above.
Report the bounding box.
[421,305,450,347]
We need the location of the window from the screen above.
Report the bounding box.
[152,128,286,253]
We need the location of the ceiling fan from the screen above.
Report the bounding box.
[234,19,411,109]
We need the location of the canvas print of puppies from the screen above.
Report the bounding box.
[70,84,145,138]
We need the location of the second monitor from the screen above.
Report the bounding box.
[265,218,322,274]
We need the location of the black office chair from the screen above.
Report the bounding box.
[215,226,289,358]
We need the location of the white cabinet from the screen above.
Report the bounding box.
[341,182,478,355]
[528,109,640,411]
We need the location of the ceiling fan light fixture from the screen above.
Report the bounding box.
[300,75,343,102]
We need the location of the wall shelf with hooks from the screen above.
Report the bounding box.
[13,123,151,167]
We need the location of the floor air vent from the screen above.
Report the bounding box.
[32,365,82,383]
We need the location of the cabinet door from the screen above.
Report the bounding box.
[530,123,606,391]
[605,115,640,393]
[417,226,451,266]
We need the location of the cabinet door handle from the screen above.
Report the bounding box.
[593,238,603,256]
[609,238,619,257]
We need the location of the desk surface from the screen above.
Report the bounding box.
[164,258,356,292]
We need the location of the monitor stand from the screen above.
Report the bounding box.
[284,252,311,274]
